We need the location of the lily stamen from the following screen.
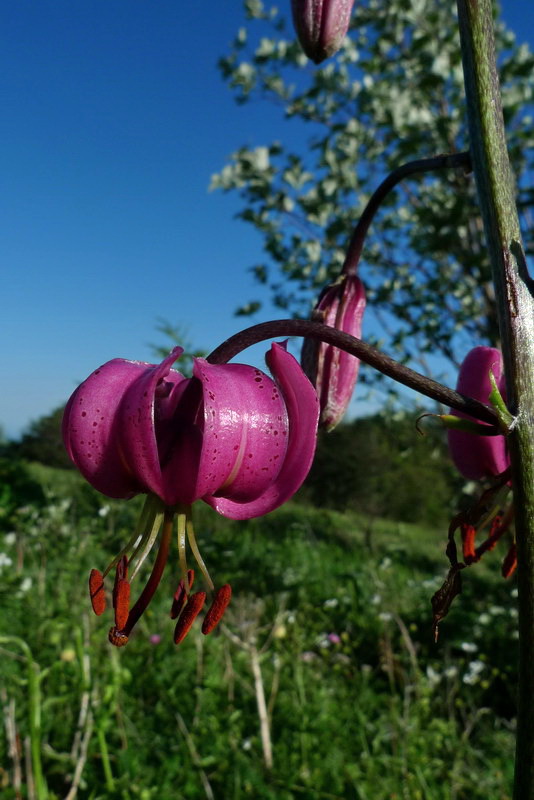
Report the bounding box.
[185,508,214,592]
[174,592,206,644]
[89,569,106,616]
[170,569,195,619]
[202,585,232,635]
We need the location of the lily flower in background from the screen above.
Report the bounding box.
[291,0,355,63]
[63,343,319,646]
[433,346,516,638]
[301,274,366,430]
[447,346,509,480]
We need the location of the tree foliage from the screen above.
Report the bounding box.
[212,0,534,370]
[9,407,73,470]
[300,411,461,523]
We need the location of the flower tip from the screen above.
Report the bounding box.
[291,0,355,63]
[108,627,129,647]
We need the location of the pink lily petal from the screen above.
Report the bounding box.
[118,347,187,504]
[62,358,153,498]
[179,359,290,504]
[303,275,366,431]
[448,347,509,479]
[206,342,319,519]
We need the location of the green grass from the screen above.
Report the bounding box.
[0,466,517,799]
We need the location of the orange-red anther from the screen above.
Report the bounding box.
[173,591,206,645]
[461,525,477,564]
[89,569,106,616]
[113,555,128,607]
[502,543,517,579]
[108,627,129,647]
[170,569,195,619]
[485,515,503,552]
[202,584,232,635]
[114,579,131,629]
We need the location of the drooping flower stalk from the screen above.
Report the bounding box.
[207,318,500,427]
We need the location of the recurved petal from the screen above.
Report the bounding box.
[164,360,289,506]
[117,347,187,503]
[206,342,319,520]
[62,358,150,498]
[448,347,509,479]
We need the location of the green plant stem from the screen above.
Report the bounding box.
[0,637,48,800]
[456,2,534,797]
[96,725,115,792]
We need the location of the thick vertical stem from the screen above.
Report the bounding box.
[456,1,534,797]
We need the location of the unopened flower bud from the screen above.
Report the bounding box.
[301,274,366,430]
[291,0,355,64]
[447,347,509,480]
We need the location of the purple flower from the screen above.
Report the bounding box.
[447,347,509,480]
[301,275,366,430]
[63,343,319,647]
[327,632,341,645]
[63,342,319,518]
[291,0,356,63]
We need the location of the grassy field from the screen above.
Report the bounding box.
[0,465,518,799]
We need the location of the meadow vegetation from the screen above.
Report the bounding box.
[0,439,518,799]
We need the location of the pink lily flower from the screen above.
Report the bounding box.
[63,342,319,646]
[291,0,356,63]
[301,274,366,430]
[447,346,509,480]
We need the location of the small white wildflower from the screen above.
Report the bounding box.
[4,533,16,546]
[511,588,518,599]
[371,593,381,605]
[98,505,111,518]
[463,660,485,685]
[460,641,478,653]
[242,739,252,751]
[478,613,491,625]
[444,665,458,679]
[19,577,33,594]
[0,553,13,569]
[323,598,339,609]
[426,665,441,687]
[379,557,392,571]
[378,611,392,622]
[489,605,505,616]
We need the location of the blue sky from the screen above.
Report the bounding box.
[1,2,532,438]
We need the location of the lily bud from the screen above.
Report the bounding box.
[447,346,509,480]
[301,274,366,431]
[291,0,355,64]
